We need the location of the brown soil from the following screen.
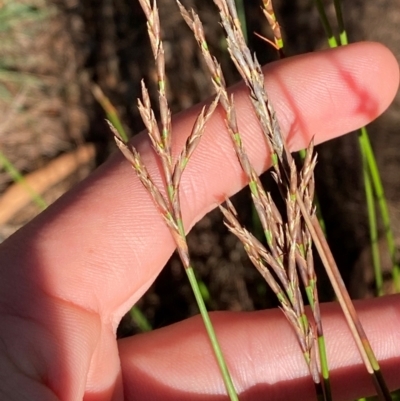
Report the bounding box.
[0,0,399,337]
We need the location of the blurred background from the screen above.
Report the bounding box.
[0,0,399,336]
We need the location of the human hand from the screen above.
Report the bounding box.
[0,42,399,401]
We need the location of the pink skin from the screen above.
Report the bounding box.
[0,42,399,401]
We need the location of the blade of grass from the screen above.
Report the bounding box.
[312,0,338,47]
[332,0,348,46]
[129,305,152,332]
[360,130,383,296]
[92,83,129,142]
[359,128,400,292]
[0,150,47,211]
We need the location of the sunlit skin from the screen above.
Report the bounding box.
[0,42,399,401]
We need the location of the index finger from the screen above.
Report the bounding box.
[0,42,398,325]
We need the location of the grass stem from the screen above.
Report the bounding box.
[0,150,47,211]
[313,0,338,47]
[186,267,239,401]
[92,84,129,142]
[332,0,348,45]
[359,130,383,296]
[129,306,152,332]
[359,128,400,292]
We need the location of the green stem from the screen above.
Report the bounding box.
[92,84,129,142]
[0,150,47,210]
[332,0,348,45]
[313,0,338,47]
[236,0,248,44]
[129,305,152,332]
[359,128,400,292]
[305,285,331,401]
[359,130,383,296]
[186,267,239,401]
[318,334,332,401]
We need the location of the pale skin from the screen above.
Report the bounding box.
[0,42,399,401]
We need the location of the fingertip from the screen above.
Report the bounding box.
[261,42,399,152]
[355,41,399,104]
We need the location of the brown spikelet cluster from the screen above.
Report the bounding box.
[110,1,239,398]
[111,0,219,270]
[179,0,390,400]
[179,1,324,395]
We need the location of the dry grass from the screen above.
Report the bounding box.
[0,1,88,190]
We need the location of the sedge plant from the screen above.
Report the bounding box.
[213,0,391,398]
[113,0,394,399]
[182,0,391,399]
[110,0,238,399]
[178,3,330,398]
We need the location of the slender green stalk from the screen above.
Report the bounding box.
[327,3,386,298]
[297,196,391,401]
[312,0,338,47]
[359,128,400,291]
[235,0,247,44]
[302,274,330,400]
[92,84,129,142]
[198,279,211,304]
[360,131,383,296]
[332,0,348,45]
[129,305,152,332]
[0,150,47,211]
[186,267,238,401]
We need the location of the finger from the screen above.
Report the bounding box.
[0,42,398,399]
[1,42,397,321]
[119,296,400,401]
